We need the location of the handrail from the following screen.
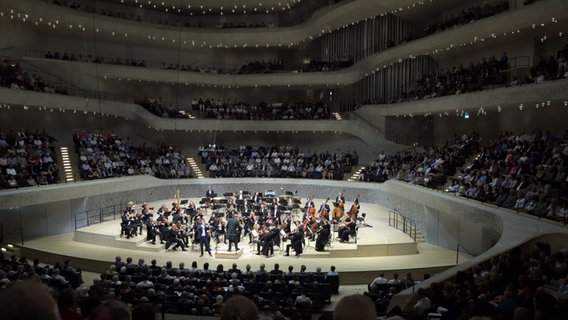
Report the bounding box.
[74,203,124,229]
[388,208,417,242]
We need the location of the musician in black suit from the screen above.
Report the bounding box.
[121,210,135,238]
[271,204,282,223]
[257,225,278,256]
[242,199,252,218]
[315,222,330,251]
[257,203,268,219]
[335,192,346,205]
[206,186,216,198]
[281,215,292,236]
[285,226,304,256]
[318,201,331,215]
[226,212,240,252]
[304,196,315,212]
[165,224,187,251]
[146,219,161,245]
[338,215,356,242]
[197,218,212,257]
[252,192,261,204]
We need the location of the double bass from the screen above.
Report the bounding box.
[320,198,330,221]
[332,200,344,220]
[349,193,360,220]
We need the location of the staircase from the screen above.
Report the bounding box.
[186,157,205,179]
[346,166,366,181]
[414,230,426,243]
[58,146,76,183]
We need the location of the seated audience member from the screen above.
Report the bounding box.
[370,272,389,292]
[404,288,431,318]
[334,294,376,320]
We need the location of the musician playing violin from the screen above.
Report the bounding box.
[338,213,356,243]
[257,224,279,257]
[281,215,293,237]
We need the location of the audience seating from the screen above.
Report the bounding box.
[0,129,59,189]
[74,130,192,180]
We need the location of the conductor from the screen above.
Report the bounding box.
[226,212,240,252]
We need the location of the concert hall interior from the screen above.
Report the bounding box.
[1,0,568,319]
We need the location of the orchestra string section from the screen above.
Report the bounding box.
[119,187,363,258]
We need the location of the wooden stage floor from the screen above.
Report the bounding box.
[19,199,472,285]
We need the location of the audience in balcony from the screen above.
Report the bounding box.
[395,54,510,103]
[419,1,509,38]
[238,59,284,74]
[392,240,568,320]
[73,130,191,180]
[0,59,68,95]
[366,133,481,190]
[200,144,358,180]
[42,51,354,75]
[300,58,354,72]
[134,97,190,119]
[449,130,568,223]
[192,99,333,121]
[0,129,59,189]
[378,128,568,224]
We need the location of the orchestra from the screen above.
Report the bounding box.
[120,188,363,257]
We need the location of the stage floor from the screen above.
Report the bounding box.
[20,198,472,284]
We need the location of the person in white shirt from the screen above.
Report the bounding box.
[370,272,389,291]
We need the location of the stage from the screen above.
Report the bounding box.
[19,198,472,285]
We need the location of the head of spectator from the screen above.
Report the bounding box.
[88,299,131,320]
[220,295,258,320]
[334,294,375,320]
[131,302,155,320]
[0,281,60,320]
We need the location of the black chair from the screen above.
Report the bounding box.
[319,282,332,303]
[349,226,359,244]
[296,300,312,320]
[326,275,339,294]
